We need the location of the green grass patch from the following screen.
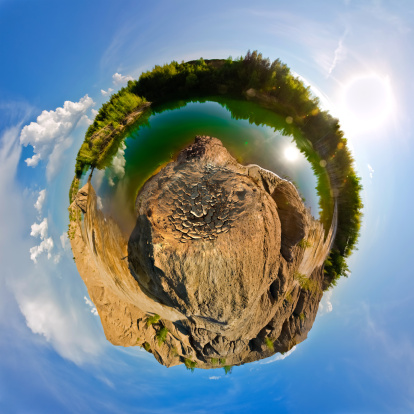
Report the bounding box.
[156,326,168,346]
[223,365,233,375]
[264,337,274,351]
[184,358,197,372]
[294,272,321,295]
[146,314,160,327]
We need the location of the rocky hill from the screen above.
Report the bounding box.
[69,136,336,369]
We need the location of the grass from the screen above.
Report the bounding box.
[210,358,219,365]
[146,314,160,327]
[294,272,321,295]
[285,291,293,303]
[299,313,305,321]
[264,337,274,352]
[143,342,151,352]
[298,238,312,248]
[219,358,226,365]
[156,326,168,346]
[184,358,197,372]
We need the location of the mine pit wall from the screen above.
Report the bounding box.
[69,167,336,368]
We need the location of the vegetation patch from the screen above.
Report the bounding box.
[184,358,197,372]
[146,314,160,327]
[156,326,168,346]
[264,337,274,351]
[223,365,233,375]
[298,238,312,248]
[294,272,321,295]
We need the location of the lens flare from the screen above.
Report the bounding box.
[284,146,300,161]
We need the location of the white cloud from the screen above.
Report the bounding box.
[327,30,348,77]
[0,124,105,365]
[112,72,134,85]
[91,108,99,117]
[260,346,297,364]
[101,88,114,96]
[30,236,54,263]
[84,296,98,316]
[20,95,94,180]
[78,114,93,127]
[18,290,103,364]
[29,218,55,263]
[368,164,374,179]
[209,376,221,380]
[60,231,69,250]
[34,189,46,214]
[319,290,333,314]
[30,217,48,239]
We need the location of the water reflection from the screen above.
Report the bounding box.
[92,98,319,234]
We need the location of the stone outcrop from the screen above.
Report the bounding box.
[69,136,336,369]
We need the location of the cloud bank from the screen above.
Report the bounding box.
[20,95,94,179]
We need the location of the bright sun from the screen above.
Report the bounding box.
[339,73,394,134]
[284,145,300,162]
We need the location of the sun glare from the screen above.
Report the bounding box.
[339,73,394,134]
[284,145,300,162]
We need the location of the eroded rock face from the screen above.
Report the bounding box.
[129,136,284,342]
[70,136,336,369]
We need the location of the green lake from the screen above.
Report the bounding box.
[91,98,319,233]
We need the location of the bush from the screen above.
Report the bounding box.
[146,314,160,327]
[156,326,168,346]
[294,272,321,295]
[184,358,197,372]
[223,365,233,375]
[264,337,274,351]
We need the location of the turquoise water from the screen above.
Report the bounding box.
[92,98,319,233]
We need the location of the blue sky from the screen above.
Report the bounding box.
[1,0,414,413]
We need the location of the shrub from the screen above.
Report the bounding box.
[146,314,160,327]
[143,342,151,352]
[223,365,233,375]
[156,326,168,346]
[264,337,274,351]
[210,358,219,365]
[299,313,305,321]
[184,358,197,372]
[294,272,321,295]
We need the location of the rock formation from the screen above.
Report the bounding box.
[69,136,336,369]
